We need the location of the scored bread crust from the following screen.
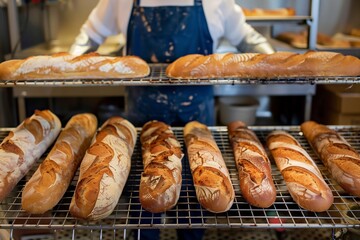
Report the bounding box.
[166,51,360,78]
[184,121,235,213]
[21,113,98,214]
[301,121,360,197]
[69,116,137,220]
[0,110,61,201]
[267,130,334,212]
[139,121,183,213]
[0,52,150,80]
[228,121,276,208]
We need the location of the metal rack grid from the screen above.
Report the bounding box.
[0,64,359,86]
[0,126,360,232]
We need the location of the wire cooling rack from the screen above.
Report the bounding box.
[0,126,360,231]
[0,64,359,86]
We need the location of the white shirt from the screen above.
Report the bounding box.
[81,0,254,53]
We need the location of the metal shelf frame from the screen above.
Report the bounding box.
[1,126,360,232]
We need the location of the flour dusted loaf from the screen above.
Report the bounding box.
[267,131,333,212]
[184,121,234,213]
[228,121,276,208]
[0,110,61,201]
[166,51,360,78]
[22,113,97,214]
[301,121,360,197]
[0,52,150,80]
[139,121,183,213]
[70,117,137,220]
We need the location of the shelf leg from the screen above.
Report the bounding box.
[304,94,313,121]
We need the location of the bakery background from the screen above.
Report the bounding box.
[0,0,359,128]
[0,1,360,240]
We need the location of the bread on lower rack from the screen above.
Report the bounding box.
[22,113,98,214]
[301,121,360,197]
[184,121,234,213]
[0,52,150,80]
[139,121,183,213]
[242,7,296,17]
[69,116,137,220]
[166,51,360,78]
[266,131,333,212]
[228,121,276,208]
[0,110,61,201]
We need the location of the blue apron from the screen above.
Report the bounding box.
[125,0,214,127]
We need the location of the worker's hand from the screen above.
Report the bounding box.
[69,31,99,56]
[237,30,276,54]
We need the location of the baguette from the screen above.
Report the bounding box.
[139,121,183,213]
[242,8,296,17]
[166,51,360,78]
[183,121,234,213]
[70,116,137,220]
[267,131,333,212]
[21,113,98,214]
[0,110,61,201]
[228,121,276,208]
[301,121,360,197]
[0,52,150,80]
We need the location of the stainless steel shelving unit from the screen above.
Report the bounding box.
[0,125,360,238]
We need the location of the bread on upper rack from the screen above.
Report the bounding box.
[267,130,333,212]
[184,121,235,213]
[228,121,276,208]
[166,51,360,78]
[139,121,183,213]
[301,121,360,197]
[0,52,150,80]
[70,116,137,220]
[22,113,98,214]
[242,7,296,17]
[0,110,61,201]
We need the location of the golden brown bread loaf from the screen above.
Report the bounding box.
[276,32,308,48]
[228,121,276,208]
[69,117,137,220]
[21,113,98,214]
[242,7,296,17]
[139,121,183,213]
[166,51,360,78]
[350,28,360,37]
[301,121,360,197]
[183,121,234,213]
[277,32,354,49]
[267,131,334,212]
[0,110,61,201]
[0,52,150,80]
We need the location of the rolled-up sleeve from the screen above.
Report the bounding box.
[81,0,120,44]
[222,1,254,47]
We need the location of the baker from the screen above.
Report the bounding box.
[69,0,275,128]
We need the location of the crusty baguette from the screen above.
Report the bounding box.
[21,113,98,214]
[139,121,183,213]
[242,7,296,17]
[301,121,360,197]
[166,51,360,78]
[183,121,234,213]
[0,110,61,201]
[0,52,150,80]
[267,131,334,212]
[70,116,137,220]
[228,121,276,208]
[276,32,308,49]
